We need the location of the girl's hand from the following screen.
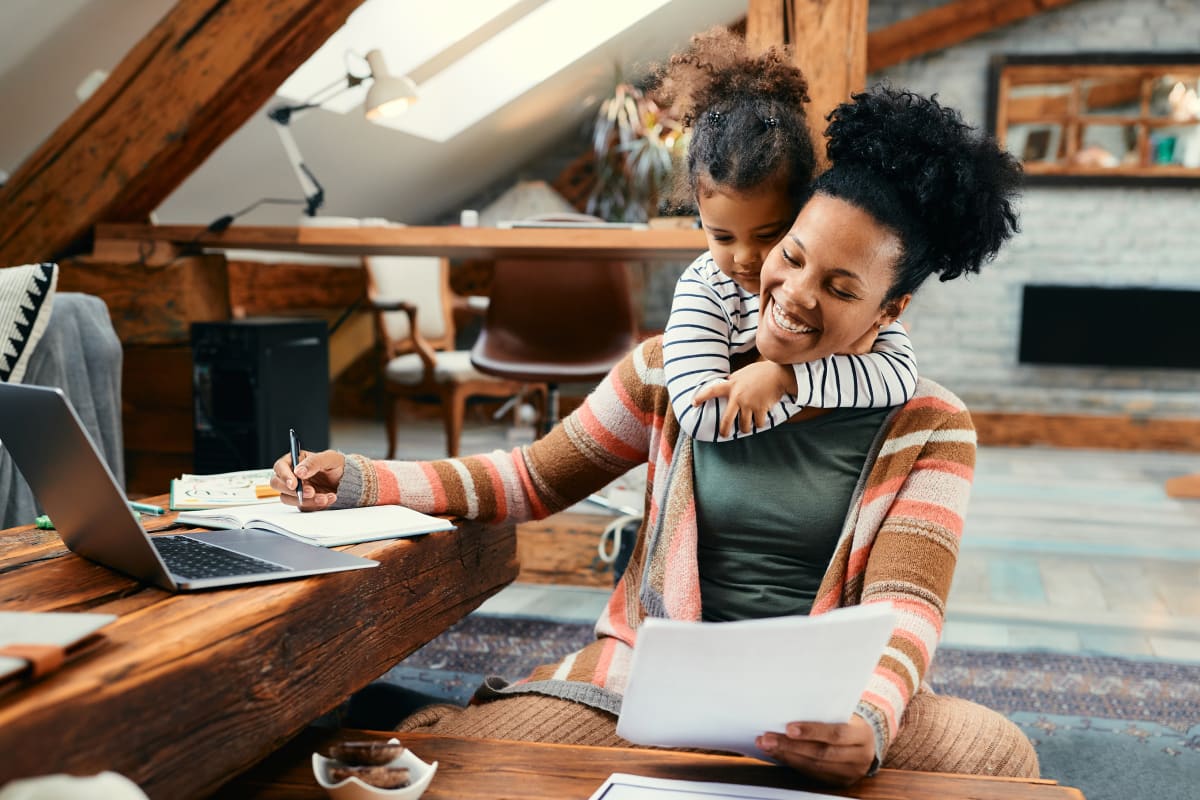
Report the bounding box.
[756,714,876,787]
[271,449,345,510]
[693,362,798,437]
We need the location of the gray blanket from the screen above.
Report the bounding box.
[0,293,124,529]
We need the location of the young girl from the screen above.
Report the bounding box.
[654,29,917,440]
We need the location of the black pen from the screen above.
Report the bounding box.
[289,427,304,500]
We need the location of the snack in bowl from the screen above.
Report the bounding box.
[328,765,410,789]
[328,740,408,767]
[313,737,438,800]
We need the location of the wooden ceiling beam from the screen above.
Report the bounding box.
[0,0,366,265]
[868,0,1082,74]
[746,0,868,162]
[745,1,790,53]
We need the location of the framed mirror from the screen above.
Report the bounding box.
[987,53,1200,185]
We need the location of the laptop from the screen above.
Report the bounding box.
[0,383,377,591]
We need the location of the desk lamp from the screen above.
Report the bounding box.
[265,49,418,218]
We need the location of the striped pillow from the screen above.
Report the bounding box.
[0,262,58,383]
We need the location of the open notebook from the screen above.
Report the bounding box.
[176,503,455,547]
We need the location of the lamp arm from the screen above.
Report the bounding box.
[270,116,324,217]
[263,73,364,217]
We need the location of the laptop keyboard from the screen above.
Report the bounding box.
[152,535,290,580]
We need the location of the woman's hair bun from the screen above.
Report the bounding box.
[823,86,1022,282]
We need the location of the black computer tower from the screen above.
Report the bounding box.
[191,318,330,474]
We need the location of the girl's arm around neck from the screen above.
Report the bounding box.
[790,321,918,410]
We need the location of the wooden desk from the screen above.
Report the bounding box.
[219,728,1087,799]
[0,506,518,799]
[92,223,708,262]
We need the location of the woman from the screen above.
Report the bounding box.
[272,87,1030,786]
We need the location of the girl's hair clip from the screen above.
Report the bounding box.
[707,110,723,124]
[764,116,779,127]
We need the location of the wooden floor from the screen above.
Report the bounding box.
[332,415,1200,663]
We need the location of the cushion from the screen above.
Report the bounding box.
[0,263,58,383]
[385,350,497,386]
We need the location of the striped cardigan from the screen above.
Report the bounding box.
[334,336,974,762]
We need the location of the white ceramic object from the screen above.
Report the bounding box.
[312,747,438,800]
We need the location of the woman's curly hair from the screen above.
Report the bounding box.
[647,26,816,212]
[815,87,1023,300]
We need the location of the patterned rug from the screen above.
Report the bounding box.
[374,614,1200,800]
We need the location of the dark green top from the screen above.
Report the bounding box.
[693,406,891,622]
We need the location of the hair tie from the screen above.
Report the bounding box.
[707,110,723,124]
[764,116,778,128]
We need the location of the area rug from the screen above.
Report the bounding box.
[373,614,1200,800]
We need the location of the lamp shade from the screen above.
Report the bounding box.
[364,49,417,120]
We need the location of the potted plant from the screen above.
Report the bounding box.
[585,78,687,223]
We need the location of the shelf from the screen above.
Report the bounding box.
[989,52,1200,184]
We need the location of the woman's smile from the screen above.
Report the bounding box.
[766,297,818,335]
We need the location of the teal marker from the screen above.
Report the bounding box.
[129,501,165,516]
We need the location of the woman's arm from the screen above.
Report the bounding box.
[855,400,973,764]
[276,344,656,524]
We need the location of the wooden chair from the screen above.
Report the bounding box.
[364,255,540,458]
[470,257,639,434]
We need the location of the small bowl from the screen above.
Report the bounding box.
[313,742,438,800]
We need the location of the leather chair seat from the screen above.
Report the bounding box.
[470,256,638,433]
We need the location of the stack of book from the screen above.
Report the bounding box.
[169,468,279,511]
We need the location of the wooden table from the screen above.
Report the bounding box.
[0,505,518,799]
[218,728,1087,799]
[92,223,709,263]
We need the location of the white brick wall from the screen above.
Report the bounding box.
[869,0,1200,417]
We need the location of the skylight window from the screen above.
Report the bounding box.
[275,0,673,142]
[276,0,526,116]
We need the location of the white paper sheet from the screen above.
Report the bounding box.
[175,502,455,547]
[588,773,847,800]
[615,604,899,759]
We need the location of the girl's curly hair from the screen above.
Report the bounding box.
[648,26,816,212]
[815,87,1023,300]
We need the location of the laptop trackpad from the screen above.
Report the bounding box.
[188,529,373,569]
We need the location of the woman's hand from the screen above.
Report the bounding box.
[756,714,876,787]
[693,361,798,437]
[271,449,346,511]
